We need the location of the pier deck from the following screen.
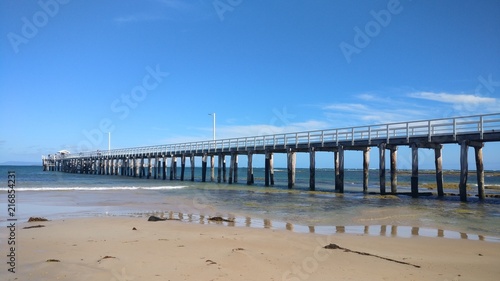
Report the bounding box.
[42,113,500,202]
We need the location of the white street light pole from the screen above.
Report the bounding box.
[208,113,216,141]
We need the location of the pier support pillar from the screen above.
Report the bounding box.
[336,146,344,193]
[210,156,215,182]
[234,154,238,183]
[169,157,174,180]
[201,154,207,182]
[459,141,469,202]
[434,145,444,197]
[389,146,398,194]
[270,153,274,186]
[229,153,235,184]
[140,157,145,178]
[134,158,139,177]
[309,147,316,191]
[363,148,370,193]
[287,149,296,189]
[109,159,113,175]
[190,155,195,181]
[247,152,254,185]
[223,155,227,183]
[146,157,153,179]
[154,157,158,179]
[265,152,271,187]
[173,157,178,180]
[123,159,127,176]
[379,143,386,195]
[217,154,222,183]
[474,144,485,200]
[170,157,177,180]
[162,157,167,180]
[411,143,419,198]
[180,154,186,181]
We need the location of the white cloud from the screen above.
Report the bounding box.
[158,120,331,145]
[217,120,330,139]
[409,92,496,104]
[356,93,377,101]
[323,103,368,112]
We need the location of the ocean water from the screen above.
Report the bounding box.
[1,165,500,242]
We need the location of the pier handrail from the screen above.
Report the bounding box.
[46,113,500,159]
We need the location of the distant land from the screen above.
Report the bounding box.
[0,161,41,166]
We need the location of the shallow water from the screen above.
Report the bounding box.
[1,166,499,241]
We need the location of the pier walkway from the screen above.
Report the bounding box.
[42,113,500,201]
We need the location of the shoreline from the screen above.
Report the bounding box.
[2,216,500,281]
[2,187,500,239]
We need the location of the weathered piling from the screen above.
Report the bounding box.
[309,147,315,191]
[229,153,235,184]
[216,154,222,183]
[222,155,227,183]
[459,141,469,202]
[472,142,485,200]
[434,145,444,197]
[389,146,397,194]
[337,146,344,193]
[379,143,386,195]
[147,157,152,179]
[287,149,296,189]
[363,148,369,193]
[269,153,274,186]
[233,154,238,183]
[162,157,167,180]
[180,154,186,181]
[210,156,215,182]
[265,151,271,187]
[190,155,195,181]
[247,152,254,185]
[201,154,207,182]
[411,143,419,198]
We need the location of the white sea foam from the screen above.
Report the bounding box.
[0,186,187,191]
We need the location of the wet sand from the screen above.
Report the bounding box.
[2,217,500,281]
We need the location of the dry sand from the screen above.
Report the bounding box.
[2,217,500,281]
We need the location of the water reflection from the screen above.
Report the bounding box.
[139,211,500,243]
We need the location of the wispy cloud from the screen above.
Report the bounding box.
[323,103,368,112]
[216,120,330,138]
[322,92,435,126]
[408,91,499,116]
[157,120,331,145]
[409,92,496,104]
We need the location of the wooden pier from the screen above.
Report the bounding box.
[42,113,500,202]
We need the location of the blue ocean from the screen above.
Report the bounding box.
[1,165,500,242]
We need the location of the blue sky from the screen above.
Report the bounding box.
[1,0,499,169]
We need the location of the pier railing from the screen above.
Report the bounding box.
[49,113,500,159]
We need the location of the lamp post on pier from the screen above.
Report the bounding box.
[208,113,216,150]
[208,113,216,141]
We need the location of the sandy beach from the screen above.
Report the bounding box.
[2,216,499,281]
